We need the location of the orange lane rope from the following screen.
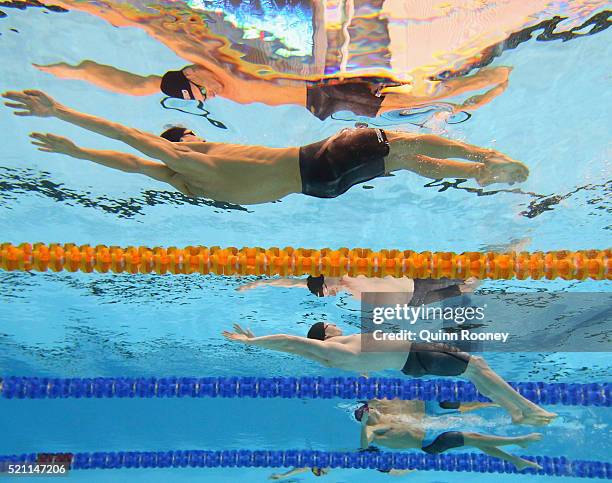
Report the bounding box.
[0,243,609,280]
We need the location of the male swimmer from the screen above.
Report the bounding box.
[35,59,511,120]
[37,1,513,120]
[238,240,529,300]
[222,323,556,427]
[3,90,528,205]
[269,466,411,479]
[355,399,543,471]
[239,274,477,304]
[269,398,542,479]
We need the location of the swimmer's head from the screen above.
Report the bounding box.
[160,126,204,143]
[306,275,341,297]
[160,66,222,101]
[306,275,325,297]
[354,403,369,422]
[307,321,342,341]
[311,467,329,477]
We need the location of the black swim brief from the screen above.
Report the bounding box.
[306,80,387,120]
[402,342,471,377]
[299,127,390,198]
[410,278,465,306]
[421,431,465,454]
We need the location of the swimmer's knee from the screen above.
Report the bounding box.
[467,355,488,370]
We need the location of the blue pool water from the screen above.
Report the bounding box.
[0,2,610,482]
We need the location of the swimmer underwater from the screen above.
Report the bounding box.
[355,399,544,471]
[35,0,516,121]
[268,397,543,479]
[222,323,557,427]
[3,90,528,205]
[34,59,512,121]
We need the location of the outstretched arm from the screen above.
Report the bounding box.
[269,468,311,480]
[29,132,193,195]
[3,90,180,164]
[360,417,373,449]
[222,324,349,365]
[236,277,307,292]
[33,61,161,96]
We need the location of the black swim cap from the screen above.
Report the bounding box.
[354,403,369,422]
[307,321,326,341]
[311,467,324,476]
[160,126,188,143]
[160,69,195,100]
[306,275,325,297]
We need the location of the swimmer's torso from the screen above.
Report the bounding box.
[222,78,308,107]
[170,142,302,204]
[341,276,415,300]
[369,425,425,449]
[324,334,410,371]
[367,399,426,449]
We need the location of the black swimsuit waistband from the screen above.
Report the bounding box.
[299,128,390,199]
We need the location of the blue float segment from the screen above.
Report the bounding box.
[0,376,609,406]
[0,450,608,478]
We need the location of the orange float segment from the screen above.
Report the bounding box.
[0,243,608,280]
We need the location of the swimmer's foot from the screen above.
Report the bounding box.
[476,154,529,186]
[512,408,557,426]
[516,433,543,449]
[515,458,543,472]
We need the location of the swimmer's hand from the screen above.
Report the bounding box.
[476,152,529,186]
[2,89,59,117]
[222,323,255,343]
[29,132,80,156]
[236,280,263,292]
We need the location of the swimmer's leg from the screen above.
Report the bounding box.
[475,444,543,472]
[437,67,512,100]
[376,67,512,114]
[463,356,557,426]
[458,401,498,413]
[463,432,543,449]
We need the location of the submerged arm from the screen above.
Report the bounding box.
[29,132,192,195]
[223,324,352,365]
[3,90,180,164]
[53,103,179,162]
[246,334,328,360]
[360,423,372,449]
[269,468,310,480]
[237,278,307,291]
[34,60,161,96]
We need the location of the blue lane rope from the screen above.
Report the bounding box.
[0,377,609,406]
[0,450,609,478]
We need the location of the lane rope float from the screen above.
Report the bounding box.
[0,450,609,478]
[1,243,610,279]
[1,377,609,406]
